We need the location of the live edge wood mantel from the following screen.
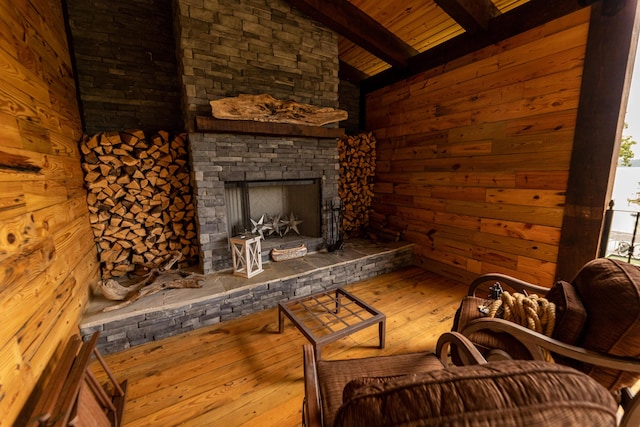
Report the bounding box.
[196,116,345,138]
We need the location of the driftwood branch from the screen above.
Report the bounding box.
[99,253,203,312]
[210,94,348,126]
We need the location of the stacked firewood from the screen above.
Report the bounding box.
[338,132,376,237]
[80,130,198,279]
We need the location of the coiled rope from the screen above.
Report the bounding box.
[486,291,556,362]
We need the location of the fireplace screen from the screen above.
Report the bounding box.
[224,179,321,239]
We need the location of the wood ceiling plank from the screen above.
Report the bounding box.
[350,1,459,51]
[404,19,464,52]
[362,0,584,93]
[338,2,462,76]
[338,37,391,76]
[285,0,418,68]
[493,0,532,13]
[350,1,437,35]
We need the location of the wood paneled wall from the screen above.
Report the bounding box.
[366,9,591,286]
[0,1,99,425]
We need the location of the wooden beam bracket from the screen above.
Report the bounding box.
[435,0,501,33]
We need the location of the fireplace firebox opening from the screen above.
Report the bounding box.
[225,179,321,241]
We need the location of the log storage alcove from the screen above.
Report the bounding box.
[339,132,377,237]
[80,130,198,279]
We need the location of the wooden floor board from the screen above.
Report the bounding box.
[91,266,468,426]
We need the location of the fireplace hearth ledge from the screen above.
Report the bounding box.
[80,239,414,354]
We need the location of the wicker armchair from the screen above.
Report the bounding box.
[302,332,632,427]
[452,258,640,415]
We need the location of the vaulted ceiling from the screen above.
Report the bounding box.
[284,0,597,92]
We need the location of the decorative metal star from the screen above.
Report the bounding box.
[284,212,303,235]
[250,214,271,239]
[267,213,284,237]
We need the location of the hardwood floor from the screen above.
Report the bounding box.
[92,266,468,426]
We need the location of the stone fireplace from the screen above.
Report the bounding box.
[189,132,339,273]
[174,0,343,273]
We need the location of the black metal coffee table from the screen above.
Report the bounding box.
[278,288,386,360]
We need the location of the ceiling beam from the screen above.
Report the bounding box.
[339,60,369,85]
[435,0,501,33]
[362,0,585,93]
[285,0,419,68]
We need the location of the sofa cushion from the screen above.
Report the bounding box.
[545,280,587,345]
[571,258,640,392]
[334,360,618,427]
[342,375,406,403]
[316,351,444,427]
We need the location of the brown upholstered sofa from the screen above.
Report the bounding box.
[302,332,631,427]
[453,258,640,400]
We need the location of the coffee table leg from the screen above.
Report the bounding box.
[379,318,386,349]
[278,305,284,333]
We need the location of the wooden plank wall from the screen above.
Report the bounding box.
[0,1,100,425]
[366,9,591,286]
